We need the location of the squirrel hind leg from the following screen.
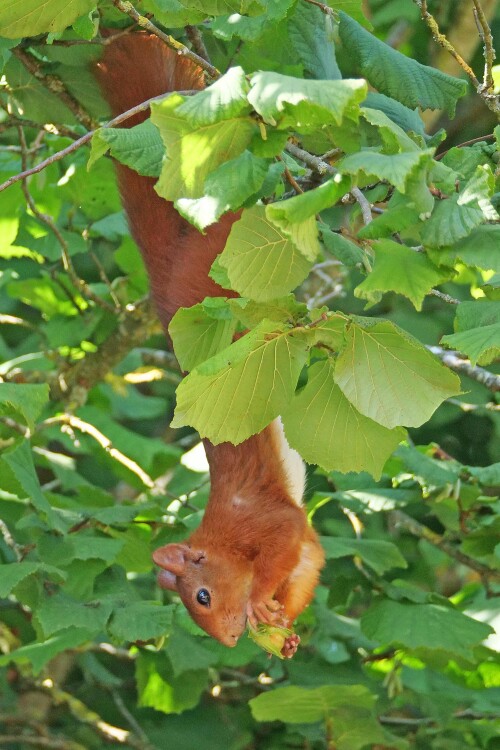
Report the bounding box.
[277,533,325,624]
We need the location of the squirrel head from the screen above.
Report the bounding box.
[152,543,252,646]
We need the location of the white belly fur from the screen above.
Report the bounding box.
[270,418,306,506]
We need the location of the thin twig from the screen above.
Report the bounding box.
[447,398,500,413]
[34,682,150,750]
[113,0,219,79]
[435,132,495,160]
[0,519,23,561]
[16,126,115,314]
[427,346,500,392]
[428,289,460,305]
[351,186,372,225]
[390,510,500,581]
[111,691,154,750]
[90,251,121,308]
[413,0,480,88]
[285,142,372,223]
[0,736,83,749]
[12,48,98,131]
[0,117,82,141]
[303,0,334,15]
[185,25,212,64]
[38,414,157,489]
[0,90,195,194]
[276,154,304,194]
[472,0,496,92]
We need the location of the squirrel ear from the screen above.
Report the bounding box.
[152,543,190,576]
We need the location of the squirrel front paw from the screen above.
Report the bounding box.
[246,598,285,628]
[281,633,300,659]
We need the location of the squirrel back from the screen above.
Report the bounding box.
[95,34,324,655]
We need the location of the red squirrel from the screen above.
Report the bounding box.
[95,33,324,657]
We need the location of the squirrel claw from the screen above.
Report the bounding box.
[247,598,285,627]
[281,633,300,659]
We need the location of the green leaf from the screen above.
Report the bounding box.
[169,299,237,371]
[141,0,205,26]
[363,92,425,138]
[287,1,341,80]
[321,537,407,575]
[108,602,174,642]
[338,12,467,116]
[176,150,270,230]
[2,441,65,531]
[360,106,421,152]
[152,94,257,202]
[136,650,208,714]
[340,149,434,194]
[89,120,164,177]
[36,593,114,638]
[421,165,499,248]
[172,321,311,444]
[218,205,315,300]
[248,72,367,127]
[0,628,92,674]
[0,562,65,597]
[441,300,500,365]
[250,685,395,750]
[166,628,219,676]
[321,225,367,267]
[357,197,420,239]
[250,684,375,723]
[431,224,500,272]
[176,67,251,124]
[0,383,49,430]
[354,238,449,310]
[228,296,307,328]
[282,360,404,479]
[266,176,351,225]
[361,600,493,659]
[0,0,96,38]
[334,319,461,428]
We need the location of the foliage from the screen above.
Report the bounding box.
[0,1,500,749]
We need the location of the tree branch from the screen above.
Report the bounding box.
[427,346,500,392]
[113,1,220,80]
[390,510,500,582]
[472,0,496,93]
[414,0,500,121]
[49,298,160,403]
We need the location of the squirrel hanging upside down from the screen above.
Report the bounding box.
[95,33,324,658]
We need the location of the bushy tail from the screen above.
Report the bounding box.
[95,33,236,329]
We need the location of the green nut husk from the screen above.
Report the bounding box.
[247,622,294,659]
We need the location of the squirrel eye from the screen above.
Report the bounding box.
[196,588,211,607]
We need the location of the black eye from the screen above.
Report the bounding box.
[196,588,211,607]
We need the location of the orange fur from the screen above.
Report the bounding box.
[95,33,324,653]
